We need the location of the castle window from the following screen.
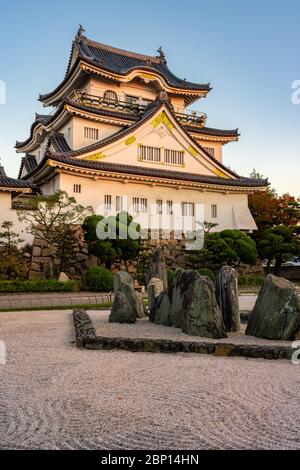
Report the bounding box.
[203,147,215,157]
[84,127,99,140]
[104,195,112,211]
[116,196,124,212]
[132,197,147,213]
[156,200,163,214]
[73,184,81,194]
[211,204,218,219]
[139,145,161,162]
[164,149,184,166]
[67,127,71,140]
[182,202,195,217]
[103,90,118,102]
[166,200,173,215]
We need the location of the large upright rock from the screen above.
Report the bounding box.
[215,266,240,332]
[150,268,227,338]
[170,269,194,328]
[109,272,140,324]
[246,274,300,340]
[180,272,227,339]
[146,248,168,290]
[151,286,173,326]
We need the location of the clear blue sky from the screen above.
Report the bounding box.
[0,0,299,196]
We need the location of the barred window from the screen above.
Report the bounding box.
[132,197,148,213]
[203,147,215,157]
[156,199,163,214]
[211,204,218,219]
[164,149,184,166]
[73,184,81,194]
[104,90,118,102]
[84,127,99,140]
[166,200,173,215]
[104,195,112,211]
[182,202,195,217]
[139,145,161,162]
[116,196,124,212]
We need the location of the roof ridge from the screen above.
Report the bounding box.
[82,35,162,63]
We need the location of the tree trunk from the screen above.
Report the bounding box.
[266,258,272,274]
[274,255,282,276]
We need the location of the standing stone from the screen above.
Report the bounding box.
[146,248,168,290]
[147,278,164,311]
[151,286,173,326]
[175,270,227,339]
[109,272,140,323]
[169,269,192,328]
[215,266,240,332]
[136,291,147,318]
[246,274,300,340]
[109,292,137,324]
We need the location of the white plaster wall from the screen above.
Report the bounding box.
[58,173,254,231]
[193,139,224,161]
[71,117,123,150]
[40,174,61,195]
[0,192,34,245]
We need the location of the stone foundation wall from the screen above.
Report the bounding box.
[28,229,192,281]
[28,228,264,282]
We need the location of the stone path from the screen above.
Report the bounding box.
[0,292,113,310]
[0,292,257,311]
[0,309,299,450]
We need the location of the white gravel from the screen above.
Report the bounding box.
[0,309,299,450]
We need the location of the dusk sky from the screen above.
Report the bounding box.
[0,0,299,196]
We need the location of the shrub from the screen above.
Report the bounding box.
[84,267,114,292]
[0,279,79,293]
[167,269,175,287]
[238,274,265,288]
[198,268,216,282]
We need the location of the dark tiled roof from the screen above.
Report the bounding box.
[40,34,211,103]
[77,36,210,90]
[18,154,37,178]
[43,154,269,188]
[15,113,52,149]
[49,133,71,153]
[0,165,32,189]
[185,125,239,137]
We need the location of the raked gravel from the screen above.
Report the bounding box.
[0,309,299,450]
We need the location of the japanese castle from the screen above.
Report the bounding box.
[0,26,268,239]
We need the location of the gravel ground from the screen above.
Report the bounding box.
[90,310,292,348]
[0,310,299,450]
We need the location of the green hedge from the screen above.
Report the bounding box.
[84,267,114,292]
[238,274,265,287]
[198,268,216,282]
[0,279,79,293]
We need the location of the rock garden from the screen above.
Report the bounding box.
[73,248,300,360]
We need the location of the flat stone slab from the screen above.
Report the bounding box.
[73,310,293,360]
